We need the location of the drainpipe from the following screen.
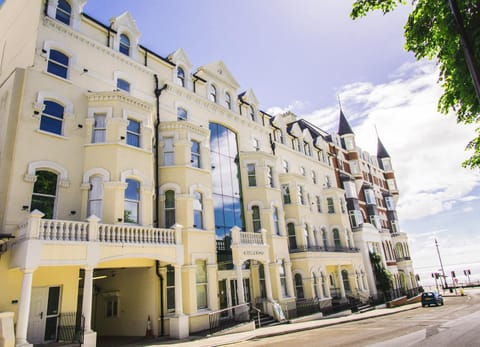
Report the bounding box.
[44,0,49,16]
[153,74,167,336]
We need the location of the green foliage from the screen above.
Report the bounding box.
[369,252,393,295]
[351,0,480,169]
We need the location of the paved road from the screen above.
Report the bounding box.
[231,290,480,347]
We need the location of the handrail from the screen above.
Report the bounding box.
[207,303,249,317]
[249,303,261,328]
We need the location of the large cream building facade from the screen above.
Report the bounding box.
[0,1,418,346]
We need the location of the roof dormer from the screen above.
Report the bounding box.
[110,11,141,61]
[47,0,87,30]
[168,48,193,89]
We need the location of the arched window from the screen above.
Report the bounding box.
[117,78,130,92]
[124,179,140,224]
[333,228,341,249]
[225,92,232,110]
[119,34,130,56]
[313,274,321,298]
[87,176,103,219]
[274,129,284,144]
[177,107,188,121]
[252,205,261,232]
[164,190,175,228]
[193,191,203,229]
[56,0,71,25]
[295,273,304,299]
[31,170,58,219]
[209,84,217,103]
[47,49,69,79]
[177,66,185,87]
[341,269,351,292]
[40,100,64,135]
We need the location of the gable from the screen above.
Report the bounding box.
[196,60,240,89]
[168,48,192,70]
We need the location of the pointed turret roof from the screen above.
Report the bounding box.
[338,109,354,136]
[377,137,391,158]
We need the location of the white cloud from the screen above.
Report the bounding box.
[266,100,306,116]
[301,60,480,221]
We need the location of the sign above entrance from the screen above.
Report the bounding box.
[243,250,264,256]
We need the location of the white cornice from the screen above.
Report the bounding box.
[86,91,153,112]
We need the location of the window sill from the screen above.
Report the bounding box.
[36,129,69,140]
[42,70,72,84]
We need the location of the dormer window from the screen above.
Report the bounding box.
[225,92,232,110]
[209,84,217,103]
[177,67,185,87]
[56,0,71,25]
[117,78,130,92]
[119,34,130,56]
[250,106,256,121]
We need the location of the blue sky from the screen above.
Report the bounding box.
[4,0,479,286]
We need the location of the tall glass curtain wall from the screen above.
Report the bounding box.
[209,123,244,270]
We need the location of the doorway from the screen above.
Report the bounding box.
[28,286,61,344]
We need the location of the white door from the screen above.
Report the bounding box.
[27,286,61,344]
[27,287,48,344]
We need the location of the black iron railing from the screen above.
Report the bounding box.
[208,303,250,335]
[57,312,84,345]
[289,245,360,254]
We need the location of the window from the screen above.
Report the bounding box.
[341,270,351,292]
[382,158,392,171]
[266,166,273,187]
[304,224,310,247]
[119,34,130,56]
[313,274,320,298]
[282,160,289,173]
[87,176,103,219]
[191,141,201,168]
[297,186,305,205]
[117,78,130,92]
[312,171,317,184]
[92,114,106,143]
[252,205,261,232]
[287,223,297,250]
[272,207,280,235]
[258,264,266,298]
[193,191,203,229]
[166,265,175,312]
[177,66,185,87]
[247,164,256,187]
[209,84,217,103]
[177,107,187,121]
[340,199,346,213]
[327,197,335,214]
[324,175,332,188]
[105,295,118,318]
[295,274,304,299]
[304,142,311,156]
[124,179,140,223]
[279,261,288,297]
[322,228,328,249]
[387,179,397,191]
[349,210,363,228]
[126,119,140,147]
[385,196,395,210]
[47,49,69,79]
[253,138,260,151]
[333,228,341,248]
[316,196,322,213]
[344,181,357,198]
[40,100,64,135]
[300,166,306,176]
[163,137,174,166]
[55,0,71,25]
[250,106,256,121]
[370,215,381,229]
[391,220,399,234]
[274,129,284,144]
[364,189,376,205]
[31,170,58,219]
[225,92,232,110]
[344,137,355,150]
[164,190,175,228]
[292,138,300,152]
[196,260,208,309]
[350,160,360,174]
[282,185,291,204]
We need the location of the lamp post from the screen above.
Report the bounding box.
[435,239,447,290]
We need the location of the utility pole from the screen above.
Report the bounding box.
[435,239,447,290]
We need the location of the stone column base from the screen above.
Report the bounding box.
[0,312,15,347]
[82,331,97,347]
[169,314,189,339]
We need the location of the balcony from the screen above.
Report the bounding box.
[289,245,360,254]
[13,210,181,267]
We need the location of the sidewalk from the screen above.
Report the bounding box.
[134,302,422,347]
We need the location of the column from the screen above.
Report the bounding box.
[174,265,183,315]
[235,262,245,304]
[337,266,346,299]
[16,269,34,346]
[264,262,273,301]
[284,261,295,298]
[318,275,325,299]
[82,267,94,332]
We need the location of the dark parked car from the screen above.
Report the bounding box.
[421,291,444,307]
